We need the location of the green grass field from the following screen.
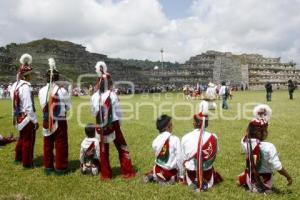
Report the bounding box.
[0,90,299,200]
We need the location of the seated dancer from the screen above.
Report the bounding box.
[0,133,17,146]
[80,124,100,176]
[238,104,292,193]
[144,115,183,184]
[91,61,136,180]
[181,101,222,191]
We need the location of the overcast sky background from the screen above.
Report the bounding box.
[0,0,299,65]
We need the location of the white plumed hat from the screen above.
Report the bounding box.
[95,61,107,77]
[48,58,57,71]
[19,53,32,65]
[251,104,272,126]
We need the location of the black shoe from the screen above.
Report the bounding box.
[44,168,54,176]
[23,165,35,170]
[55,169,68,176]
[13,160,21,165]
[143,174,154,183]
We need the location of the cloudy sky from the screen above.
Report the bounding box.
[0,0,300,65]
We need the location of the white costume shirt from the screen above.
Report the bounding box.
[181,129,218,171]
[10,80,37,126]
[241,139,282,173]
[0,87,3,99]
[152,131,183,177]
[38,83,71,117]
[38,83,71,136]
[80,137,100,164]
[206,87,216,99]
[219,86,227,95]
[91,90,122,122]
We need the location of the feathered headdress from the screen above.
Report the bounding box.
[17,54,33,80]
[48,58,57,71]
[250,104,272,127]
[95,61,107,77]
[19,53,32,65]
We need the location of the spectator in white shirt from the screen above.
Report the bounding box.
[219,81,229,109]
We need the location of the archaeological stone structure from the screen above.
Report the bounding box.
[182,51,300,89]
[0,38,299,90]
[242,54,299,90]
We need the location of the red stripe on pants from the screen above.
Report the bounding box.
[100,120,135,179]
[15,122,35,167]
[44,120,68,171]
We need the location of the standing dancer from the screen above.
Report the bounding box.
[10,54,39,168]
[239,104,292,193]
[181,101,222,191]
[38,58,71,174]
[91,61,136,180]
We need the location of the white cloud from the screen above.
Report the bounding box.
[0,0,299,65]
[189,0,300,62]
